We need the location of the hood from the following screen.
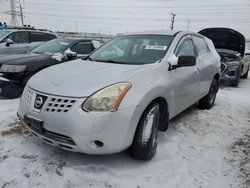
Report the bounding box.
[199,28,245,57]
[0,53,50,65]
[28,60,152,97]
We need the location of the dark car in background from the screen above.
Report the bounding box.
[199,28,250,86]
[0,26,57,55]
[0,38,101,98]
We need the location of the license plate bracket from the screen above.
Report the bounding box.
[23,115,44,134]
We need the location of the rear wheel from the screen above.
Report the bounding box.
[131,102,160,161]
[199,79,218,109]
[241,66,249,79]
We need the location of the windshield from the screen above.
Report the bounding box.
[0,30,10,40]
[89,35,174,65]
[32,38,73,55]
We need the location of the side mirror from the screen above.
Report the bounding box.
[63,49,77,60]
[169,56,196,70]
[178,56,196,67]
[6,39,14,47]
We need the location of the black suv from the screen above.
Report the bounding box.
[0,38,100,98]
[0,26,57,55]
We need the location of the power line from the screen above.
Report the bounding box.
[22,11,250,23]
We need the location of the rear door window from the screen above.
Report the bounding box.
[70,42,93,54]
[30,32,48,42]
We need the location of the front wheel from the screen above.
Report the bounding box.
[241,66,249,79]
[199,79,218,109]
[130,102,160,161]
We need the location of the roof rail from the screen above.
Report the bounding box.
[0,22,53,33]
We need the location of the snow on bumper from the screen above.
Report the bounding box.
[17,87,142,155]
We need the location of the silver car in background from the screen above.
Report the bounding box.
[18,31,221,160]
[0,27,57,55]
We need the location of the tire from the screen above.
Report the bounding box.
[231,69,241,87]
[241,66,249,79]
[130,102,160,161]
[199,79,218,110]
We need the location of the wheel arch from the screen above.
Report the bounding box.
[213,73,220,92]
[139,97,169,132]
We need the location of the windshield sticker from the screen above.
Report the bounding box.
[145,45,168,50]
[60,42,69,45]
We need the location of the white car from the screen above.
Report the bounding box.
[18,31,221,160]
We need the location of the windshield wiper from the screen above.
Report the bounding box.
[30,51,41,54]
[96,59,125,64]
[82,56,92,61]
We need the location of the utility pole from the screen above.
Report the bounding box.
[10,0,18,26]
[170,12,176,30]
[75,21,78,33]
[20,3,24,26]
[187,20,190,31]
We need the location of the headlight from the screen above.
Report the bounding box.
[82,82,132,112]
[0,64,27,73]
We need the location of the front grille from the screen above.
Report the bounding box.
[24,119,76,145]
[227,70,236,77]
[22,87,34,107]
[44,129,76,145]
[22,87,78,113]
[45,97,77,113]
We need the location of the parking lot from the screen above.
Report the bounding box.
[0,79,249,188]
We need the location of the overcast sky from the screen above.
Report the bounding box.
[0,0,249,38]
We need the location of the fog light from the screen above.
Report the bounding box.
[88,140,104,149]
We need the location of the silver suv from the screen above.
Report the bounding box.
[18,31,221,160]
[0,27,57,55]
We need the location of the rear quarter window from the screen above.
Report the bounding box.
[47,34,57,40]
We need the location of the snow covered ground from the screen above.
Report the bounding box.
[0,79,250,188]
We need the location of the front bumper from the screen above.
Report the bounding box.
[17,87,142,154]
[220,63,240,81]
[0,74,24,98]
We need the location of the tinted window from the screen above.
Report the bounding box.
[6,31,28,43]
[193,37,209,56]
[176,38,195,57]
[70,42,93,54]
[30,32,48,42]
[89,35,174,65]
[32,39,73,55]
[47,34,57,40]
